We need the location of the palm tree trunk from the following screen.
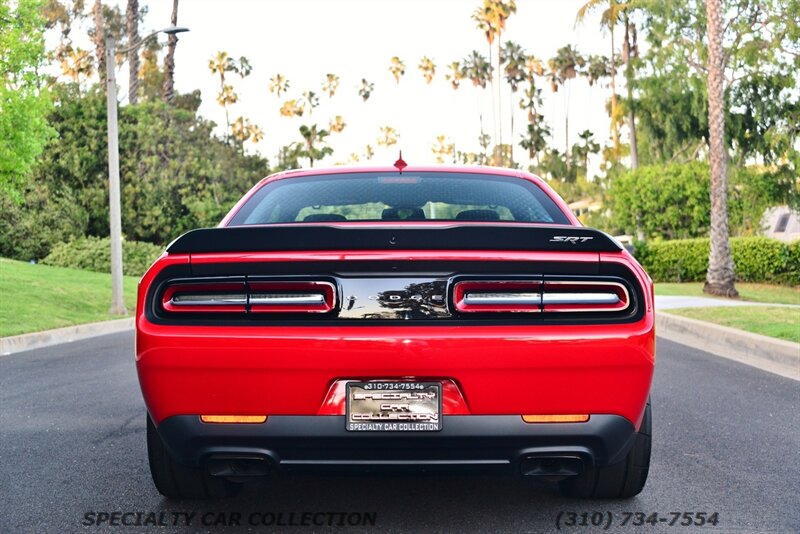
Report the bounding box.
[93,0,105,86]
[126,0,140,105]
[162,0,179,104]
[497,39,503,158]
[703,0,737,297]
[624,13,638,169]
[509,93,515,166]
[609,25,620,154]
[488,44,497,151]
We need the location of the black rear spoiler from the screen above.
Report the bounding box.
[166,225,622,254]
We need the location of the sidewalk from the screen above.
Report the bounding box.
[656,295,800,310]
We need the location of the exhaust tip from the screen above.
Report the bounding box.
[206,455,274,477]
[520,455,584,479]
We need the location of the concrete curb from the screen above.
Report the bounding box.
[1,318,134,356]
[656,312,800,381]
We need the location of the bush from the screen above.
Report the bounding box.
[634,237,799,285]
[609,162,799,240]
[42,236,163,277]
[0,182,88,261]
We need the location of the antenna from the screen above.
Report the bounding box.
[393,151,407,173]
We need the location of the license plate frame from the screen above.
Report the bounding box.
[345,381,442,432]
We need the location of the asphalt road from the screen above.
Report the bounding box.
[1,332,798,534]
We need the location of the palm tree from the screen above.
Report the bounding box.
[432,135,455,163]
[92,0,105,84]
[377,126,399,148]
[418,56,436,84]
[573,129,600,172]
[301,91,320,115]
[622,8,639,169]
[208,51,233,134]
[162,0,179,104]
[548,45,585,171]
[445,61,464,90]
[501,41,526,164]
[463,50,493,145]
[388,56,405,84]
[575,0,628,157]
[298,124,333,167]
[249,124,264,144]
[126,0,139,104]
[703,0,737,297]
[322,73,340,98]
[268,74,289,97]
[279,99,304,117]
[472,0,517,148]
[58,45,95,87]
[232,116,251,144]
[584,54,610,87]
[329,115,346,133]
[358,78,374,101]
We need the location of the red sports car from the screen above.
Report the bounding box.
[136,164,654,499]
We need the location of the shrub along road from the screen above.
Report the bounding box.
[0,333,798,533]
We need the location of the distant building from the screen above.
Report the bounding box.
[762,206,800,242]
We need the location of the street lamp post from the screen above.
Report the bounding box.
[104,26,188,315]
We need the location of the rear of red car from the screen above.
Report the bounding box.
[136,167,654,499]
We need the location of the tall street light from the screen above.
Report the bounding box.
[105,26,189,315]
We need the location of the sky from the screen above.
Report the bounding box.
[95,0,618,171]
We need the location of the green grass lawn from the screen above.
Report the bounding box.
[655,282,800,305]
[664,306,800,344]
[0,258,139,337]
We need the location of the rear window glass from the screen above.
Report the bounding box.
[228,172,570,225]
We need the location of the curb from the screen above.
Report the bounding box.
[656,312,799,381]
[0,318,134,356]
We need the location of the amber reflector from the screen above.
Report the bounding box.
[521,414,590,423]
[200,415,267,424]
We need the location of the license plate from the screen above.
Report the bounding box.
[346,381,442,432]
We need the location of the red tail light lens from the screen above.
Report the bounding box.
[162,282,247,313]
[161,280,336,314]
[248,281,336,313]
[541,281,629,312]
[453,281,542,313]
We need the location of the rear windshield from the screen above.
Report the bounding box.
[228,172,570,225]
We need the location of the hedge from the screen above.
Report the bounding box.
[634,237,800,285]
[42,236,163,277]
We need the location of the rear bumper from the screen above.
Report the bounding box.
[137,321,655,427]
[156,414,636,475]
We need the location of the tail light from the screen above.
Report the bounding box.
[453,281,541,313]
[542,281,628,312]
[160,279,336,315]
[162,282,247,313]
[452,278,631,314]
[248,281,336,313]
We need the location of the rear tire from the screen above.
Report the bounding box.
[559,400,651,499]
[146,415,241,500]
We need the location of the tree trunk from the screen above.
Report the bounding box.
[564,98,570,173]
[624,13,638,170]
[609,25,620,155]
[93,0,105,85]
[497,39,503,159]
[126,0,140,104]
[703,0,738,298]
[162,0,179,104]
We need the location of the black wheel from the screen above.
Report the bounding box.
[559,399,651,499]
[146,415,241,500]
